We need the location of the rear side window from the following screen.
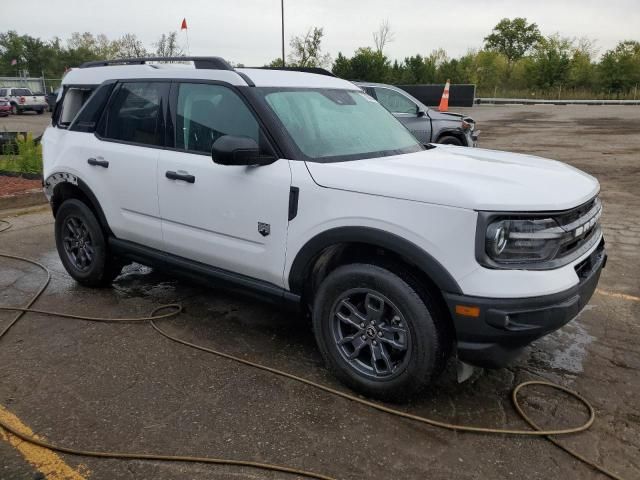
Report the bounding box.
[0,89,7,97]
[12,88,31,96]
[58,87,95,128]
[103,82,167,147]
[175,83,258,154]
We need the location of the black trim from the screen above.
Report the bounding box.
[109,237,300,308]
[446,239,606,368]
[288,186,299,221]
[288,227,462,295]
[235,71,255,87]
[79,56,234,71]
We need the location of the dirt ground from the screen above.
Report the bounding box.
[0,105,639,480]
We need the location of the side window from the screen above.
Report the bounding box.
[103,82,165,147]
[373,87,417,115]
[175,83,259,154]
[0,89,6,97]
[58,87,95,128]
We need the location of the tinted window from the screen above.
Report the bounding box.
[12,88,31,96]
[0,89,6,97]
[104,82,165,146]
[175,83,258,154]
[373,87,417,114]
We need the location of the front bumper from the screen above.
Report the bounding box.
[465,129,479,147]
[443,238,606,368]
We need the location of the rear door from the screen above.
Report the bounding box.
[77,81,168,248]
[157,81,292,287]
[372,86,432,143]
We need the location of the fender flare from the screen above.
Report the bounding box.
[44,172,111,234]
[287,226,462,295]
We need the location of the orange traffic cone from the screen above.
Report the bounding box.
[438,79,450,112]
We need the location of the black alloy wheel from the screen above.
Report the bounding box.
[331,289,411,379]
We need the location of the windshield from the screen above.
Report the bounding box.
[259,88,423,162]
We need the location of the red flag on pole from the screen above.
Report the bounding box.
[181,18,188,30]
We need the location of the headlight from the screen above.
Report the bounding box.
[477,198,603,269]
[484,218,564,264]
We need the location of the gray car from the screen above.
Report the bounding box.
[356,82,479,147]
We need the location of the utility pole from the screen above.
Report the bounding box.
[281,0,285,66]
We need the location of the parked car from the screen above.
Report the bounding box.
[0,87,48,114]
[356,81,478,146]
[42,57,605,401]
[0,97,10,117]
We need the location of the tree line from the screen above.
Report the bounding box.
[1,18,639,99]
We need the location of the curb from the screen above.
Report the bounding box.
[0,189,47,211]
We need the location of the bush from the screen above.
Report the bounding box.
[0,133,43,175]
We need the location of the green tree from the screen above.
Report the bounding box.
[484,17,542,75]
[287,27,331,67]
[344,47,390,82]
[598,40,640,94]
[528,35,573,90]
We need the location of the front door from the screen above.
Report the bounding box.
[157,82,292,287]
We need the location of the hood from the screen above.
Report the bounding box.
[427,110,465,122]
[305,146,599,211]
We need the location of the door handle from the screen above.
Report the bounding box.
[165,170,196,183]
[87,157,109,168]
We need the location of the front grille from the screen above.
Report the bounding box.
[555,197,602,262]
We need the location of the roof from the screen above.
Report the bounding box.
[62,62,357,90]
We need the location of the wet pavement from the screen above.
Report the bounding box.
[1,105,640,479]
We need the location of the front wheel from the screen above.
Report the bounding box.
[55,199,123,287]
[438,135,464,146]
[37,109,44,115]
[312,263,447,401]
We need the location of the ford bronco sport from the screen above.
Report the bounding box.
[42,57,606,401]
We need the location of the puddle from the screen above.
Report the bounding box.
[113,263,179,299]
[527,305,597,374]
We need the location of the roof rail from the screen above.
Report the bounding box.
[257,66,336,77]
[79,56,234,71]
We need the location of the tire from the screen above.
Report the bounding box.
[312,263,447,401]
[55,199,122,287]
[438,135,464,146]
[37,109,44,115]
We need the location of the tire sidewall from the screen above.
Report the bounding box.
[438,135,463,146]
[312,264,440,400]
[55,199,110,285]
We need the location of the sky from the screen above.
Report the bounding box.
[5,0,640,65]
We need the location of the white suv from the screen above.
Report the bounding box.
[42,57,606,401]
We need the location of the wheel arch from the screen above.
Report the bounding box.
[288,227,462,299]
[45,172,112,235]
[435,128,467,145]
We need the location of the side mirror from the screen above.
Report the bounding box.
[212,135,275,166]
[417,106,427,117]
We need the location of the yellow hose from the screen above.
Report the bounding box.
[0,218,627,480]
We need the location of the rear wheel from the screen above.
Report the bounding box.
[55,199,122,287]
[438,135,463,146]
[312,263,447,401]
[36,109,44,115]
